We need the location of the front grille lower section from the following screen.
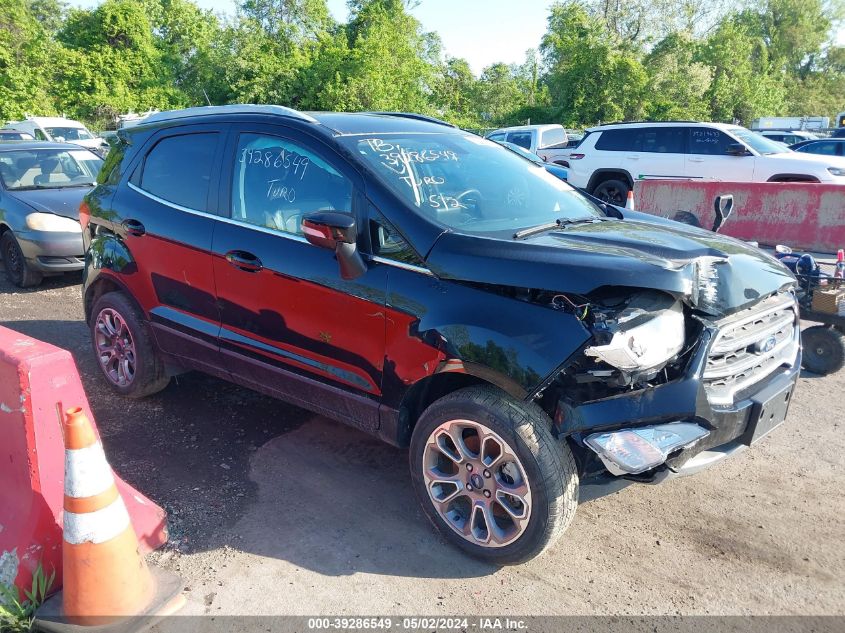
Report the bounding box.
[703,292,799,405]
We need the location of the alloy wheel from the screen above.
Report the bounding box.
[422,419,532,548]
[94,308,137,387]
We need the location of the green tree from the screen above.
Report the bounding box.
[696,18,785,123]
[735,0,836,78]
[541,1,649,124]
[317,0,436,112]
[27,0,68,35]
[56,0,179,126]
[474,63,528,124]
[0,0,55,119]
[431,57,479,126]
[645,32,712,120]
[218,0,333,106]
[142,0,224,106]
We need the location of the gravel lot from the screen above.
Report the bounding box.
[2,267,843,619]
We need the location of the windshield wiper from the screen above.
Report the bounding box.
[513,217,605,239]
[513,219,561,239]
[13,182,95,190]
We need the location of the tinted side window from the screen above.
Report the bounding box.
[507,131,532,149]
[594,129,635,151]
[140,133,217,209]
[33,129,47,141]
[688,128,735,155]
[232,133,352,236]
[595,128,684,153]
[637,128,685,153]
[488,133,506,142]
[797,141,839,156]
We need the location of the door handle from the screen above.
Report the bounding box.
[121,219,145,236]
[626,155,640,160]
[689,157,705,162]
[225,250,263,273]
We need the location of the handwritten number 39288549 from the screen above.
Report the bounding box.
[240,148,310,180]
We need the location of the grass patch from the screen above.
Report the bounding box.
[0,563,55,633]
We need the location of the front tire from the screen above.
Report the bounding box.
[90,291,170,398]
[409,385,578,565]
[1,232,43,288]
[591,178,630,206]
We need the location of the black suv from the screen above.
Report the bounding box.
[82,106,800,564]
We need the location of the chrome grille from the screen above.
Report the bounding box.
[703,293,799,405]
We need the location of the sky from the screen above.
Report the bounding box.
[68,0,554,75]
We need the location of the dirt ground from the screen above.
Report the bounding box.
[1,268,844,618]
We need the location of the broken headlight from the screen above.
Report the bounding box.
[585,292,685,373]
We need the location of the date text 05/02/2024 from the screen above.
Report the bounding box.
[306,617,528,631]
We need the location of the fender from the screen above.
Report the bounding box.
[82,232,138,321]
[380,267,593,411]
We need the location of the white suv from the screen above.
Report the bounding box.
[566,121,845,205]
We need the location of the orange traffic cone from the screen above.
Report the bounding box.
[625,189,636,210]
[35,407,184,632]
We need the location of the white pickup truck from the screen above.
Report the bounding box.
[484,124,571,165]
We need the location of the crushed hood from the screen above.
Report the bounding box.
[8,187,92,221]
[425,211,795,316]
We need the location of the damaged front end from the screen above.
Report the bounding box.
[427,215,801,494]
[540,259,800,494]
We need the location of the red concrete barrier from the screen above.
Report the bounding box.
[634,179,845,253]
[0,325,168,597]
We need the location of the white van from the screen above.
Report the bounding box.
[3,116,107,153]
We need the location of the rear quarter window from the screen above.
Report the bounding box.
[138,132,218,210]
[594,129,634,151]
[98,137,128,185]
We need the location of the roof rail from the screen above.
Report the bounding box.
[139,105,318,127]
[362,112,457,128]
[596,120,702,126]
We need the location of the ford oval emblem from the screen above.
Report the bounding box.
[758,336,777,353]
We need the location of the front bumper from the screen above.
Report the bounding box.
[16,230,84,273]
[560,327,801,500]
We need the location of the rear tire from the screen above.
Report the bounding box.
[591,178,630,206]
[409,385,578,565]
[1,232,43,288]
[801,325,845,375]
[90,291,170,398]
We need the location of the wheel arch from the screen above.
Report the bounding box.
[393,369,527,447]
[587,169,634,193]
[766,174,820,183]
[84,273,145,324]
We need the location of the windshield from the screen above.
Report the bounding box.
[346,134,602,235]
[45,126,94,141]
[729,128,788,155]
[0,148,103,190]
